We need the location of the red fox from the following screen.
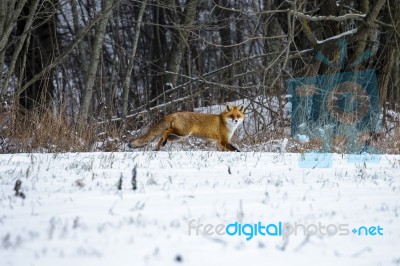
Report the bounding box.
[128,103,245,151]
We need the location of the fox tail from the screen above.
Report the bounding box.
[129,119,170,148]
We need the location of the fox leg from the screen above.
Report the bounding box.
[155,129,171,150]
[155,127,188,150]
[229,144,241,152]
[155,128,180,150]
[218,141,241,152]
[155,138,164,150]
[167,134,184,141]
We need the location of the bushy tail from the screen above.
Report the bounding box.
[129,119,170,148]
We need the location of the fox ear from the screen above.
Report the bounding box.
[226,103,233,111]
[237,104,244,112]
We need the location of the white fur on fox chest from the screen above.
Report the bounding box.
[225,119,242,140]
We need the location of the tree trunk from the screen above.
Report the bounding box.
[392,50,400,106]
[164,0,198,87]
[1,0,41,99]
[263,0,283,91]
[350,0,369,70]
[17,0,59,110]
[379,0,400,115]
[121,0,147,119]
[77,0,114,129]
[72,0,88,77]
[216,0,234,102]
[0,0,28,97]
[148,3,168,107]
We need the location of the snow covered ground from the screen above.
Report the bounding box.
[0,151,399,266]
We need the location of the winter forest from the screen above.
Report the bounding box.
[1,1,400,265]
[0,0,399,152]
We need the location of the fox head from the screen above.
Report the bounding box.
[224,103,245,126]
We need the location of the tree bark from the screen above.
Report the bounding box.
[121,0,147,119]
[164,0,198,87]
[350,0,369,70]
[0,0,28,97]
[77,0,114,129]
[17,0,59,110]
[2,0,41,99]
[379,0,400,111]
[72,0,88,77]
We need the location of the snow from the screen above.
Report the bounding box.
[0,151,399,266]
[316,28,358,45]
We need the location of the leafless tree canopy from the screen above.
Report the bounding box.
[0,0,399,138]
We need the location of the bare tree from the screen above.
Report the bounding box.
[1,0,399,152]
[77,0,114,129]
[165,0,198,87]
[0,0,28,97]
[17,0,59,110]
[121,0,148,120]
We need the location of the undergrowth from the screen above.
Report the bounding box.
[0,104,399,154]
[0,105,127,153]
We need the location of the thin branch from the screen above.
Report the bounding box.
[16,1,116,96]
[97,87,210,124]
[121,0,147,118]
[1,0,41,97]
[317,28,358,45]
[291,10,366,22]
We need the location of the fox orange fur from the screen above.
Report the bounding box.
[128,103,245,151]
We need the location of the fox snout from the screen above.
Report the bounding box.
[229,117,243,124]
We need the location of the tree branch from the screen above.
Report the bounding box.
[16,1,115,97]
[291,10,366,22]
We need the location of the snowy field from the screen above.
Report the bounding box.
[0,151,399,266]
